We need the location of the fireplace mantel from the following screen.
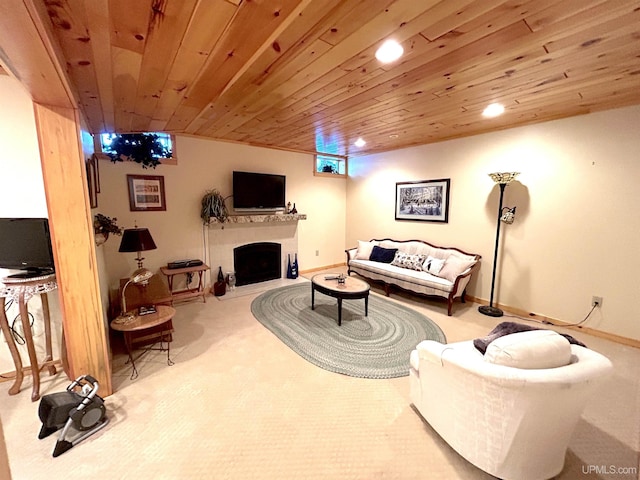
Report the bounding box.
[207,213,306,225]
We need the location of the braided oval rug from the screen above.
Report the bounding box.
[251,283,446,379]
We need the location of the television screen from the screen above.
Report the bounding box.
[0,218,55,278]
[233,171,286,211]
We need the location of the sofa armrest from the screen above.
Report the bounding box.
[345,247,357,262]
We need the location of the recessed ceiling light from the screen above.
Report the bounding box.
[389,134,399,139]
[354,137,366,147]
[375,39,403,63]
[483,103,505,118]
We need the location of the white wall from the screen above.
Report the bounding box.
[0,75,62,372]
[96,135,347,292]
[347,106,640,341]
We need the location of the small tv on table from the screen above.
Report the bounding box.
[0,218,55,279]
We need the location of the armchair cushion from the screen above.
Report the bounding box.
[485,330,572,369]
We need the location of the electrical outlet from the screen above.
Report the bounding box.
[591,296,603,307]
[315,250,319,256]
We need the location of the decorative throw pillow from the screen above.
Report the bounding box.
[354,240,376,260]
[369,245,398,263]
[484,330,572,369]
[422,255,445,275]
[391,252,426,271]
[473,321,587,354]
[437,256,476,282]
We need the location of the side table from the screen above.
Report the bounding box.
[110,305,176,379]
[160,264,210,303]
[0,273,60,401]
[115,274,174,347]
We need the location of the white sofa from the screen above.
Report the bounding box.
[345,239,480,315]
[409,332,613,480]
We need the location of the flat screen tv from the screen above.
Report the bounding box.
[0,218,55,278]
[233,171,286,211]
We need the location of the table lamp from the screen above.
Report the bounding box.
[118,227,157,270]
[113,269,154,324]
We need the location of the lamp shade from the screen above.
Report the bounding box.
[489,172,520,184]
[118,228,157,253]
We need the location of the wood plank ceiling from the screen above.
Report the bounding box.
[34,0,640,157]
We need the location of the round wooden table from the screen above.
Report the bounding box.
[110,305,176,379]
[311,274,370,326]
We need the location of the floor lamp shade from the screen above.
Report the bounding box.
[479,172,519,317]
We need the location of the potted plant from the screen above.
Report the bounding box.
[200,189,229,225]
[106,133,171,169]
[94,214,123,245]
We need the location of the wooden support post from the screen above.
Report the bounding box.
[33,103,112,396]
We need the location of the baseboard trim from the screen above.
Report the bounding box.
[299,262,346,275]
[468,296,640,349]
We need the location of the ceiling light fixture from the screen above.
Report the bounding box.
[354,138,366,148]
[375,39,403,63]
[482,103,505,118]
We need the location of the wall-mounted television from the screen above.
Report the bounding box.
[0,218,55,278]
[233,171,286,211]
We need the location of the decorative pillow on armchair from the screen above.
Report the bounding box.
[484,330,572,369]
[369,245,398,263]
[474,321,587,354]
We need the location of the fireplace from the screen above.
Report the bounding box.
[234,242,281,286]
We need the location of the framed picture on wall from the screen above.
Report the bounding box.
[86,156,98,208]
[127,174,166,211]
[395,179,450,223]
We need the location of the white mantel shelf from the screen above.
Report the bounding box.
[207,213,307,225]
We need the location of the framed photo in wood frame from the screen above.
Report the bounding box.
[395,179,450,223]
[86,156,98,208]
[127,174,166,211]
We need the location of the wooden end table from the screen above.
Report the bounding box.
[311,274,370,326]
[110,305,176,379]
[160,264,210,303]
[0,274,60,401]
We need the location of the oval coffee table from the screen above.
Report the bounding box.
[311,274,370,326]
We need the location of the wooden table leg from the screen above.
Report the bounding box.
[0,297,24,395]
[41,293,57,376]
[18,291,41,401]
[338,298,343,326]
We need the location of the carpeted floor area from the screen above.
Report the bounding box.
[1,268,639,479]
[251,282,445,378]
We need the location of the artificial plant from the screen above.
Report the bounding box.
[106,133,172,169]
[201,189,230,224]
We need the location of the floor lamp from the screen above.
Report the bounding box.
[478,172,519,317]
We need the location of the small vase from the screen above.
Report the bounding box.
[214,266,226,296]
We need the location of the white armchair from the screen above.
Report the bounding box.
[409,332,613,480]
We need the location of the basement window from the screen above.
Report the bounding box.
[96,132,177,166]
[314,154,347,177]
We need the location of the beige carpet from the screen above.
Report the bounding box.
[1,269,639,479]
